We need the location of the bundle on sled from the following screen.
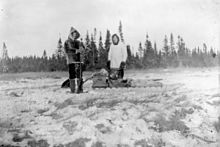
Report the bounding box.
[92,69,132,88]
[61,69,132,89]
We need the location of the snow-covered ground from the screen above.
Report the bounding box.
[0,68,219,147]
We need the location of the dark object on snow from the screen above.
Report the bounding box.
[27,139,50,147]
[12,134,23,142]
[61,79,70,88]
[12,131,32,142]
[212,53,216,58]
[151,78,163,81]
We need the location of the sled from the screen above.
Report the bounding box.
[108,78,132,88]
[61,68,132,89]
[61,77,132,89]
[92,73,109,88]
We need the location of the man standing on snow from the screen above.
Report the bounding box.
[64,27,84,93]
[108,34,127,79]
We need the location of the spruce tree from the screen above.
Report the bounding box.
[119,20,124,43]
[90,34,98,68]
[154,42,157,55]
[138,42,143,62]
[170,33,175,55]
[177,36,186,67]
[56,37,65,59]
[170,33,177,67]
[84,31,91,68]
[85,31,91,47]
[1,42,9,72]
[143,34,155,68]
[163,35,169,67]
[154,42,159,67]
[104,30,111,53]
[98,32,108,68]
[163,35,169,56]
[126,45,133,68]
[42,50,47,59]
[93,28,97,44]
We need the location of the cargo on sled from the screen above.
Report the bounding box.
[61,68,132,89]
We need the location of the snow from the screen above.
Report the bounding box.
[0,68,219,146]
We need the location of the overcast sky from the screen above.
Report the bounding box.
[0,0,219,57]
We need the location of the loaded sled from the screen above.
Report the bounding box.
[61,68,132,89]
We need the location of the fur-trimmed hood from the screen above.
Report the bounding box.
[68,27,80,41]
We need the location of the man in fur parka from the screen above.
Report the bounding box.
[64,27,84,93]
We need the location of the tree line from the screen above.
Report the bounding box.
[127,34,219,69]
[0,22,219,73]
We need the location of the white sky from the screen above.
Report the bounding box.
[0,0,220,57]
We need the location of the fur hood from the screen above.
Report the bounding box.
[68,27,80,41]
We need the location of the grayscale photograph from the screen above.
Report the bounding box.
[0,0,220,146]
